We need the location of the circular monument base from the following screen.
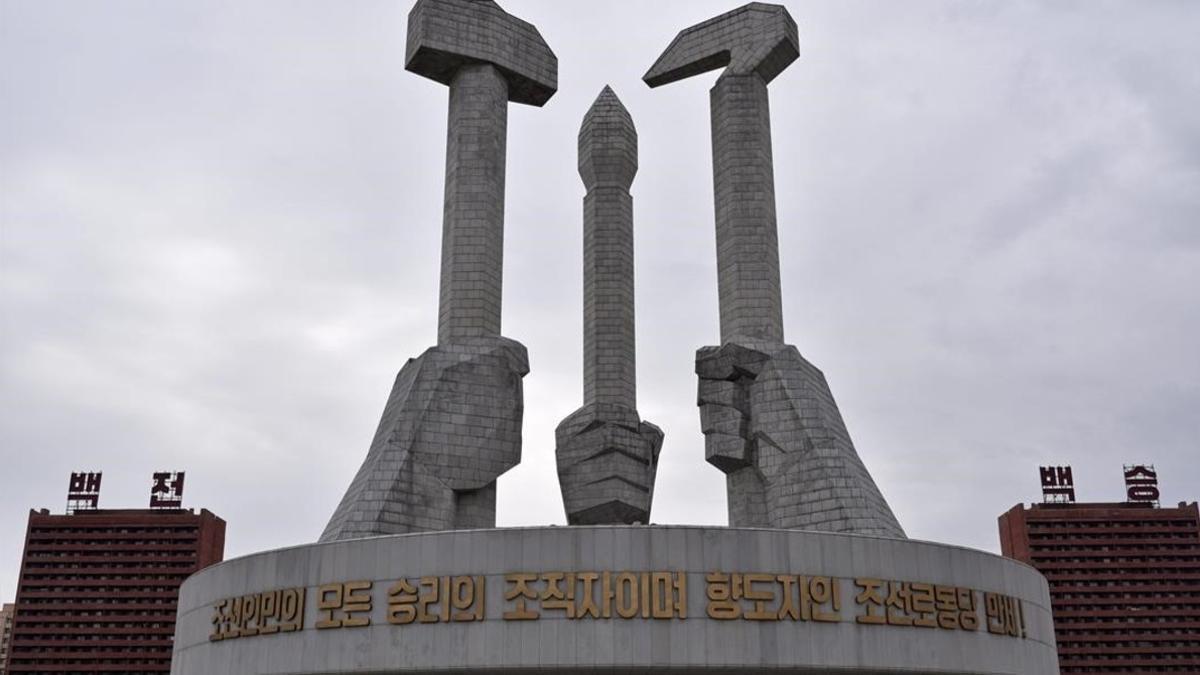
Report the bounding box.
[172,526,1058,674]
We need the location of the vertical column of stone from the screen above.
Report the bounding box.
[556,87,662,526]
[581,87,638,408]
[439,65,508,344]
[583,187,637,406]
[711,73,784,345]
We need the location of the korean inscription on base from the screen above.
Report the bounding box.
[209,572,1028,643]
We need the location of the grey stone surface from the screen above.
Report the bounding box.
[403,0,556,343]
[697,342,903,536]
[557,88,662,525]
[578,87,638,408]
[320,337,528,540]
[407,0,554,344]
[644,3,798,89]
[322,0,557,541]
[172,526,1060,674]
[645,3,799,344]
[437,63,509,344]
[406,0,557,106]
[646,4,904,537]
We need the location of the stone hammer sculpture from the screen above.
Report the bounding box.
[321,0,557,541]
[556,87,663,525]
[646,3,905,537]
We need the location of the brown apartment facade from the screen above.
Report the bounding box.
[999,499,1200,674]
[5,507,225,674]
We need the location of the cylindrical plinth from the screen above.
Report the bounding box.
[173,526,1058,674]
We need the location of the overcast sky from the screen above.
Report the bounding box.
[2,0,1198,602]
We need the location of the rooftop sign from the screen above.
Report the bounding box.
[1039,466,1075,504]
[66,472,102,513]
[1123,465,1160,506]
[150,471,186,509]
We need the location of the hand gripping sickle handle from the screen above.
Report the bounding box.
[646,5,906,538]
[645,3,799,345]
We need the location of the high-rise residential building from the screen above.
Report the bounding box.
[999,496,1200,674]
[0,603,14,675]
[5,506,225,674]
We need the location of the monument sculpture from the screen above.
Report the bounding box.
[645,3,905,537]
[555,86,663,525]
[320,0,557,541]
[171,4,1059,674]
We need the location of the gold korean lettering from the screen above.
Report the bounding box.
[342,581,373,628]
[279,588,305,632]
[854,578,887,625]
[451,576,485,622]
[958,588,979,631]
[986,592,1004,635]
[614,572,639,619]
[650,572,687,620]
[910,582,936,628]
[777,575,800,621]
[503,573,540,620]
[985,592,1025,638]
[885,580,913,626]
[230,595,242,633]
[209,599,230,641]
[743,574,777,621]
[257,591,279,635]
[576,572,604,619]
[211,588,304,641]
[317,581,372,630]
[416,577,443,624]
[934,585,961,630]
[387,579,418,625]
[804,575,842,623]
[316,583,344,629]
[705,572,742,620]
[541,572,576,617]
[238,595,258,637]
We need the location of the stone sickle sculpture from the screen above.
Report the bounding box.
[645,2,905,536]
[556,87,663,525]
[320,0,556,541]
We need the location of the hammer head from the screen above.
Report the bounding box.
[406,0,558,106]
[644,2,799,88]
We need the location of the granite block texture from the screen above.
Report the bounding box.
[321,337,528,541]
[406,0,557,106]
[644,2,799,88]
[323,0,556,540]
[438,63,509,344]
[647,4,904,537]
[556,87,662,525]
[556,404,663,525]
[697,342,904,536]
